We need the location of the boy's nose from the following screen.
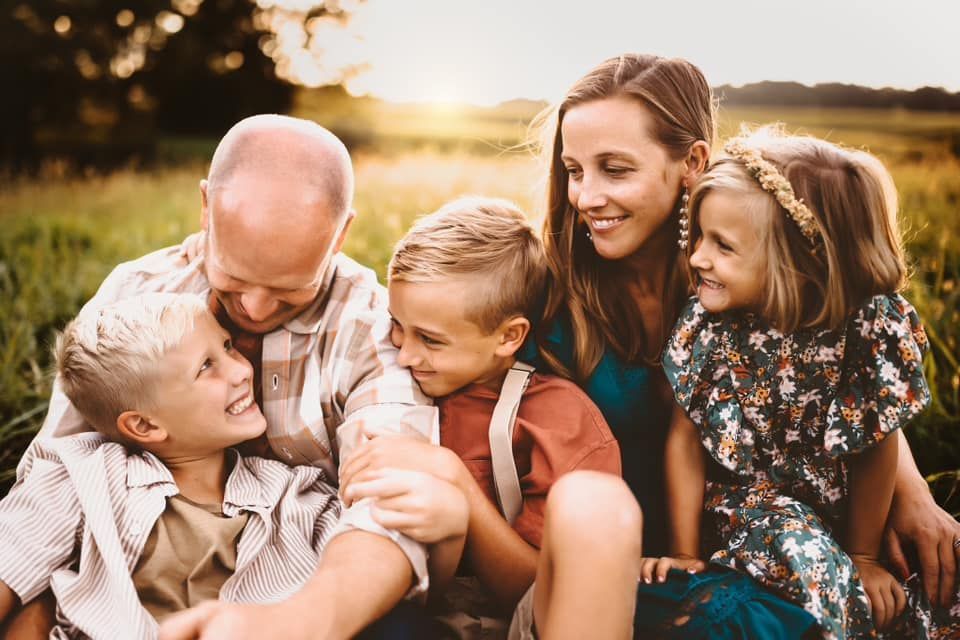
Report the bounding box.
[395,342,421,368]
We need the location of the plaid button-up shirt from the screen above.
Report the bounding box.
[2,434,342,639]
[22,244,437,595]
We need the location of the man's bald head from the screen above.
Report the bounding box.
[199,115,357,333]
[206,114,354,220]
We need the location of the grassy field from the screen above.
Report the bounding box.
[1,102,958,511]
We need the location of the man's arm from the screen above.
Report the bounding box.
[0,583,18,626]
[159,530,411,640]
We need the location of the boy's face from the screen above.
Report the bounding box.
[388,278,508,398]
[145,311,266,454]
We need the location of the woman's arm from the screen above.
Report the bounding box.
[886,429,960,607]
[846,434,906,629]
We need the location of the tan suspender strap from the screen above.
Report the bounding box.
[488,361,535,524]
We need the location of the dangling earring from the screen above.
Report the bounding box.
[585,227,592,241]
[678,188,690,250]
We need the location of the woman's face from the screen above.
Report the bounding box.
[560,96,688,261]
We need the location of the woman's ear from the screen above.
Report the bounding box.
[683,140,711,186]
[494,316,531,358]
[116,411,168,446]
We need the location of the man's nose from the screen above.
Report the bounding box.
[239,288,279,322]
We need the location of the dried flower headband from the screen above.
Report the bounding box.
[723,139,820,244]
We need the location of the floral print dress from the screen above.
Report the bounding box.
[662,294,959,640]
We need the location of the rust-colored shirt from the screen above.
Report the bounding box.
[438,373,621,548]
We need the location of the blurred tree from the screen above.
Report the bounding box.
[0,0,364,171]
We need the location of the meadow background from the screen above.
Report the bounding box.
[1,93,958,510]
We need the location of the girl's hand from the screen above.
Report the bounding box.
[339,435,464,505]
[639,555,706,584]
[178,230,206,261]
[343,468,468,544]
[850,553,906,631]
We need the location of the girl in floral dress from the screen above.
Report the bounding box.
[644,126,960,639]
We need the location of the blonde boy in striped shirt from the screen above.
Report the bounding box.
[0,293,344,639]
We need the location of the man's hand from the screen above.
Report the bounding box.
[339,435,463,503]
[159,600,333,640]
[344,468,468,544]
[639,555,706,584]
[851,554,907,631]
[884,487,960,608]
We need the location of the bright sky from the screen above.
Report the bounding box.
[338,0,960,105]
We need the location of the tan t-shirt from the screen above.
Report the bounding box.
[132,495,249,622]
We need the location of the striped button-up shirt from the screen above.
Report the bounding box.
[1,434,341,639]
[22,244,438,595]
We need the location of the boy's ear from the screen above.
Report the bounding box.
[494,316,531,358]
[116,411,168,445]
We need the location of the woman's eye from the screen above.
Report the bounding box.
[604,165,629,176]
[224,339,233,352]
[565,166,582,179]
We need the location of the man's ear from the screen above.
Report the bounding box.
[199,179,210,231]
[116,411,168,446]
[682,140,711,187]
[494,316,531,358]
[332,210,357,254]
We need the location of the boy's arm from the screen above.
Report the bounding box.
[665,404,704,559]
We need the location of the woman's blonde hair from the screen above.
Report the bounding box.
[534,53,717,381]
[55,293,210,438]
[687,126,907,332]
[388,196,547,332]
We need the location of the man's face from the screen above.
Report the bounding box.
[388,278,508,398]
[201,174,350,334]
[146,311,267,455]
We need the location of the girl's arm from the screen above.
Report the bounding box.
[846,434,906,629]
[640,404,707,583]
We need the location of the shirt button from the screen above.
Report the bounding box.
[272,374,280,390]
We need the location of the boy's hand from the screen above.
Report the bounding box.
[639,555,706,584]
[343,468,468,544]
[851,553,906,631]
[339,435,464,504]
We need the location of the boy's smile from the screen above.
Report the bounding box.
[145,311,267,456]
[388,278,514,398]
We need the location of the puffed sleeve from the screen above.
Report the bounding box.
[822,294,931,456]
[663,299,758,475]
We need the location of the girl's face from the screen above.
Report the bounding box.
[689,191,766,313]
[560,96,688,261]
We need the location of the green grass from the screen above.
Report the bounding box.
[1,104,958,513]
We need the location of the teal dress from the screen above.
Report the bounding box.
[523,313,817,639]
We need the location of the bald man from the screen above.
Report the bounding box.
[12,115,437,639]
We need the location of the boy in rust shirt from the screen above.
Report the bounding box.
[338,197,629,639]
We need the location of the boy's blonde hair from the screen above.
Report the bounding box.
[388,196,547,332]
[688,125,907,332]
[55,293,210,438]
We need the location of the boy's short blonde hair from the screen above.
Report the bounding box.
[688,125,906,332]
[55,293,210,438]
[388,196,547,332]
